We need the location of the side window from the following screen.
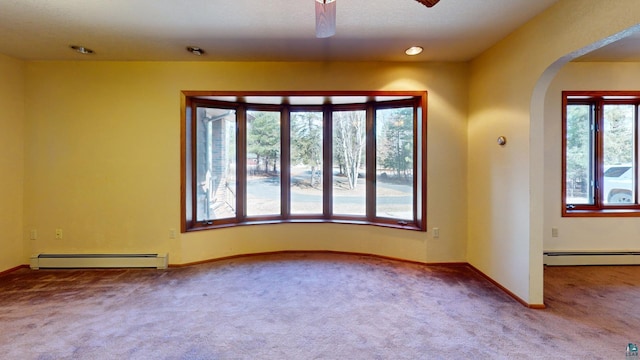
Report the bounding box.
[375,106,414,220]
[195,107,237,222]
[563,92,640,216]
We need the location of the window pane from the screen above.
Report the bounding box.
[246,110,281,216]
[196,107,237,221]
[290,111,323,214]
[376,107,414,220]
[332,110,366,215]
[565,104,594,205]
[603,104,635,204]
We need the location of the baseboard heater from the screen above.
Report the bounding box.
[544,251,640,266]
[30,253,168,270]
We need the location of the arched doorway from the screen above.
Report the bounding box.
[530,25,640,304]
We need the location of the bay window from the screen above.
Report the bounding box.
[182,91,427,230]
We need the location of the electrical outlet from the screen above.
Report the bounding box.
[30,229,37,240]
[55,228,63,239]
[551,227,559,238]
[169,228,176,239]
[432,227,440,238]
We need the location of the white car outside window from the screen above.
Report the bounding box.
[603,165,633,203]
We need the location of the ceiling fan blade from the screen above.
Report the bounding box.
[415,0,440,7]
[315,0,336,38]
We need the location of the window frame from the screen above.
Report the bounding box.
[181,91,427,231]
[562,91,640,217]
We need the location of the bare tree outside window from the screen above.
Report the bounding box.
[333,110,366,215]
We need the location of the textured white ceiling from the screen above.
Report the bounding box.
[6,0,632,63]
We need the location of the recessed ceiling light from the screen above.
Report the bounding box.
[405,46,423,56]
[186,46,205,56]
[70,45,94,55]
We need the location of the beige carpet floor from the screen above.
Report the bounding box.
[0,252,639,359]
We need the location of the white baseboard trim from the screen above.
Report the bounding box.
[30,253,168,269]
[544,251,640,266]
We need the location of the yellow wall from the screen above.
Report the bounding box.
[23,61,469,265]
[544,62,640,252]
[0,53,25,271]
[468,0,640,305]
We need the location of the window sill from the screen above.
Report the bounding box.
[563,208,640,217]
[186,218,425,232]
